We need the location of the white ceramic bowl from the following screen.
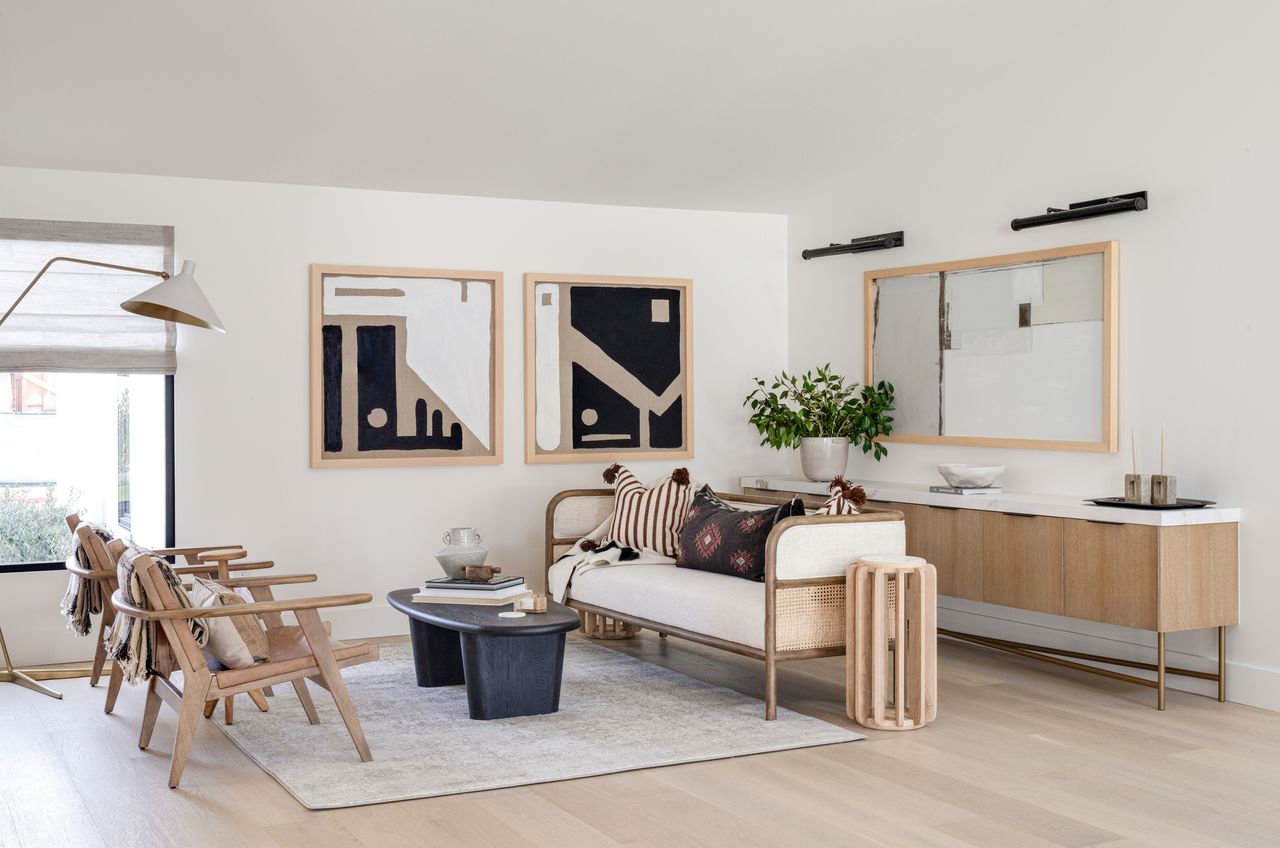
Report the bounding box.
[937,463,1005,488]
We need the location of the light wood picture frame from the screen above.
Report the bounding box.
[310,264,503,468]
[865,242,1118,453]
[524,273,693,464]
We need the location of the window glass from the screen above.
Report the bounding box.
[0,371,167,565]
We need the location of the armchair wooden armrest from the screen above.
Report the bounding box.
[195,548,249,563]
[65,561,115,580]
[110,590,372,621]
[180,573,318,591]
[214,573,318,589]
[172,560,274,576]
[152,545,244,559]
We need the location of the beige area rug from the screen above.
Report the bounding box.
[216,639,862,809]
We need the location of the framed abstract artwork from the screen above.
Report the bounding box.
[865,242,1117,453]
[524,273,693,463]
[309,264,503,468]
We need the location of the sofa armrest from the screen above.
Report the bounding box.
[767,511,906,582]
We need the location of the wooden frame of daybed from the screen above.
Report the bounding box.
[544,488,903,719]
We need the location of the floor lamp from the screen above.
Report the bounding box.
[0,255,224,698]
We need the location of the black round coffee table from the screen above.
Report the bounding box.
[387,589,581,720]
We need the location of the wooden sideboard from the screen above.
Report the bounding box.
[742,476,1241,709]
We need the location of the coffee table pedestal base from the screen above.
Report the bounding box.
[408,618,568,720]
[461,632,567,720]
[409,619,466,687]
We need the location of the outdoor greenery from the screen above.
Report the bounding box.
[0,485,80,564]
[744,364,896,459]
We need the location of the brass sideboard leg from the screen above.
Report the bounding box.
[1218,626,1227,702]
[1157,632,1166,711]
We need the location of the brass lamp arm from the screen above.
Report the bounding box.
[0,256,169,328]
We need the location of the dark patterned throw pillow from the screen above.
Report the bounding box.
[676,486,806,581]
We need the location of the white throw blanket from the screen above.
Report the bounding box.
[548,513,675,603]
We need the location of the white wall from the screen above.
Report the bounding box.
[0,166,790,664]
[786,2,1280,709]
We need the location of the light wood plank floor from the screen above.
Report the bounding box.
[2,632,1278,848]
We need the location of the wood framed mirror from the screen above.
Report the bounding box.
[865,242,1117,453]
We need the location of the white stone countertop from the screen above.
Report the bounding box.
[740,475,1242,527]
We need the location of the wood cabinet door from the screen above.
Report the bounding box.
[1062,519,1158,629]
[900,504,983,601]
[981,513,1064,615]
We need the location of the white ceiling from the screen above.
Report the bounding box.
[0,1,1106,212]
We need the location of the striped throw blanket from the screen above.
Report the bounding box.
[106,546,209,684]
[58,524,114,636]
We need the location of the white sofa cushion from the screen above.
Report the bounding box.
[568,562,765,650]
[772,519,906,580]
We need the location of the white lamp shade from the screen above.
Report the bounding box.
[121,259,226,332]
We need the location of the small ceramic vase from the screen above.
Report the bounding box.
[436,527,488,579]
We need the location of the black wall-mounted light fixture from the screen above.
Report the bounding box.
[1011,191,1148,231]
[801,231,904,260]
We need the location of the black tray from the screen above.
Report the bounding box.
[1086,497,1216,510]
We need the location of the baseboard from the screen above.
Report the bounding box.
[938,601,1280,711]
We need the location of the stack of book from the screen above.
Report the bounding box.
[412,574,533,605]
[929,485,1003,496]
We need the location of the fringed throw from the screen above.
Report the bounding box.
[106,546,208,684]
[58,524,114,636]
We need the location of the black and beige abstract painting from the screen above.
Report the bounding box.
[526,274,692,462]
[311,265,502,467]
[870,249,1107,444]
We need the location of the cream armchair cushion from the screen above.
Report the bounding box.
[191,576,269,669]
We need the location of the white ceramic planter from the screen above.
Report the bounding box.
[799,437,850,482]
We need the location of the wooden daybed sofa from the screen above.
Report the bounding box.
[544,488,906,718]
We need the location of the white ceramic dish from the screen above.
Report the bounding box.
[937,463,1005,488]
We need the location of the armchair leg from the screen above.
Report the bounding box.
[170,673,213,788]
[203,700,217,719]
[297,609,371,762]
[292,679,320,725]
[248,689,270,712]
[140,678,163,749]
[223,696,234,726]
[90,615,110,687]
[104,663,124,715]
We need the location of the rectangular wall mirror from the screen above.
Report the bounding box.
[865,242,1117,452]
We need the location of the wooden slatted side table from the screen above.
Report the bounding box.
[848,555,937,730]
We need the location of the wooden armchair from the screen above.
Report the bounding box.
[106,540,378,788]
[65,515,282,718]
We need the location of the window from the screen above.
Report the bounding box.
[0,219,176,569]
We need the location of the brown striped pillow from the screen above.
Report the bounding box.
[601,464,692,557]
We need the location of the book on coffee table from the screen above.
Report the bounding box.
[422,575,525,591]
[412,584,532,605]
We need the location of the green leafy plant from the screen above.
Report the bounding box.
[0,485,81,565]
[743,364,895,459]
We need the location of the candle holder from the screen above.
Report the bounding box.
[515,594,548,614]
[1124,474,1151,504]
[1151,474,1178,505]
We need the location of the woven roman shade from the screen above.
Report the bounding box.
[0,218,175,373]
